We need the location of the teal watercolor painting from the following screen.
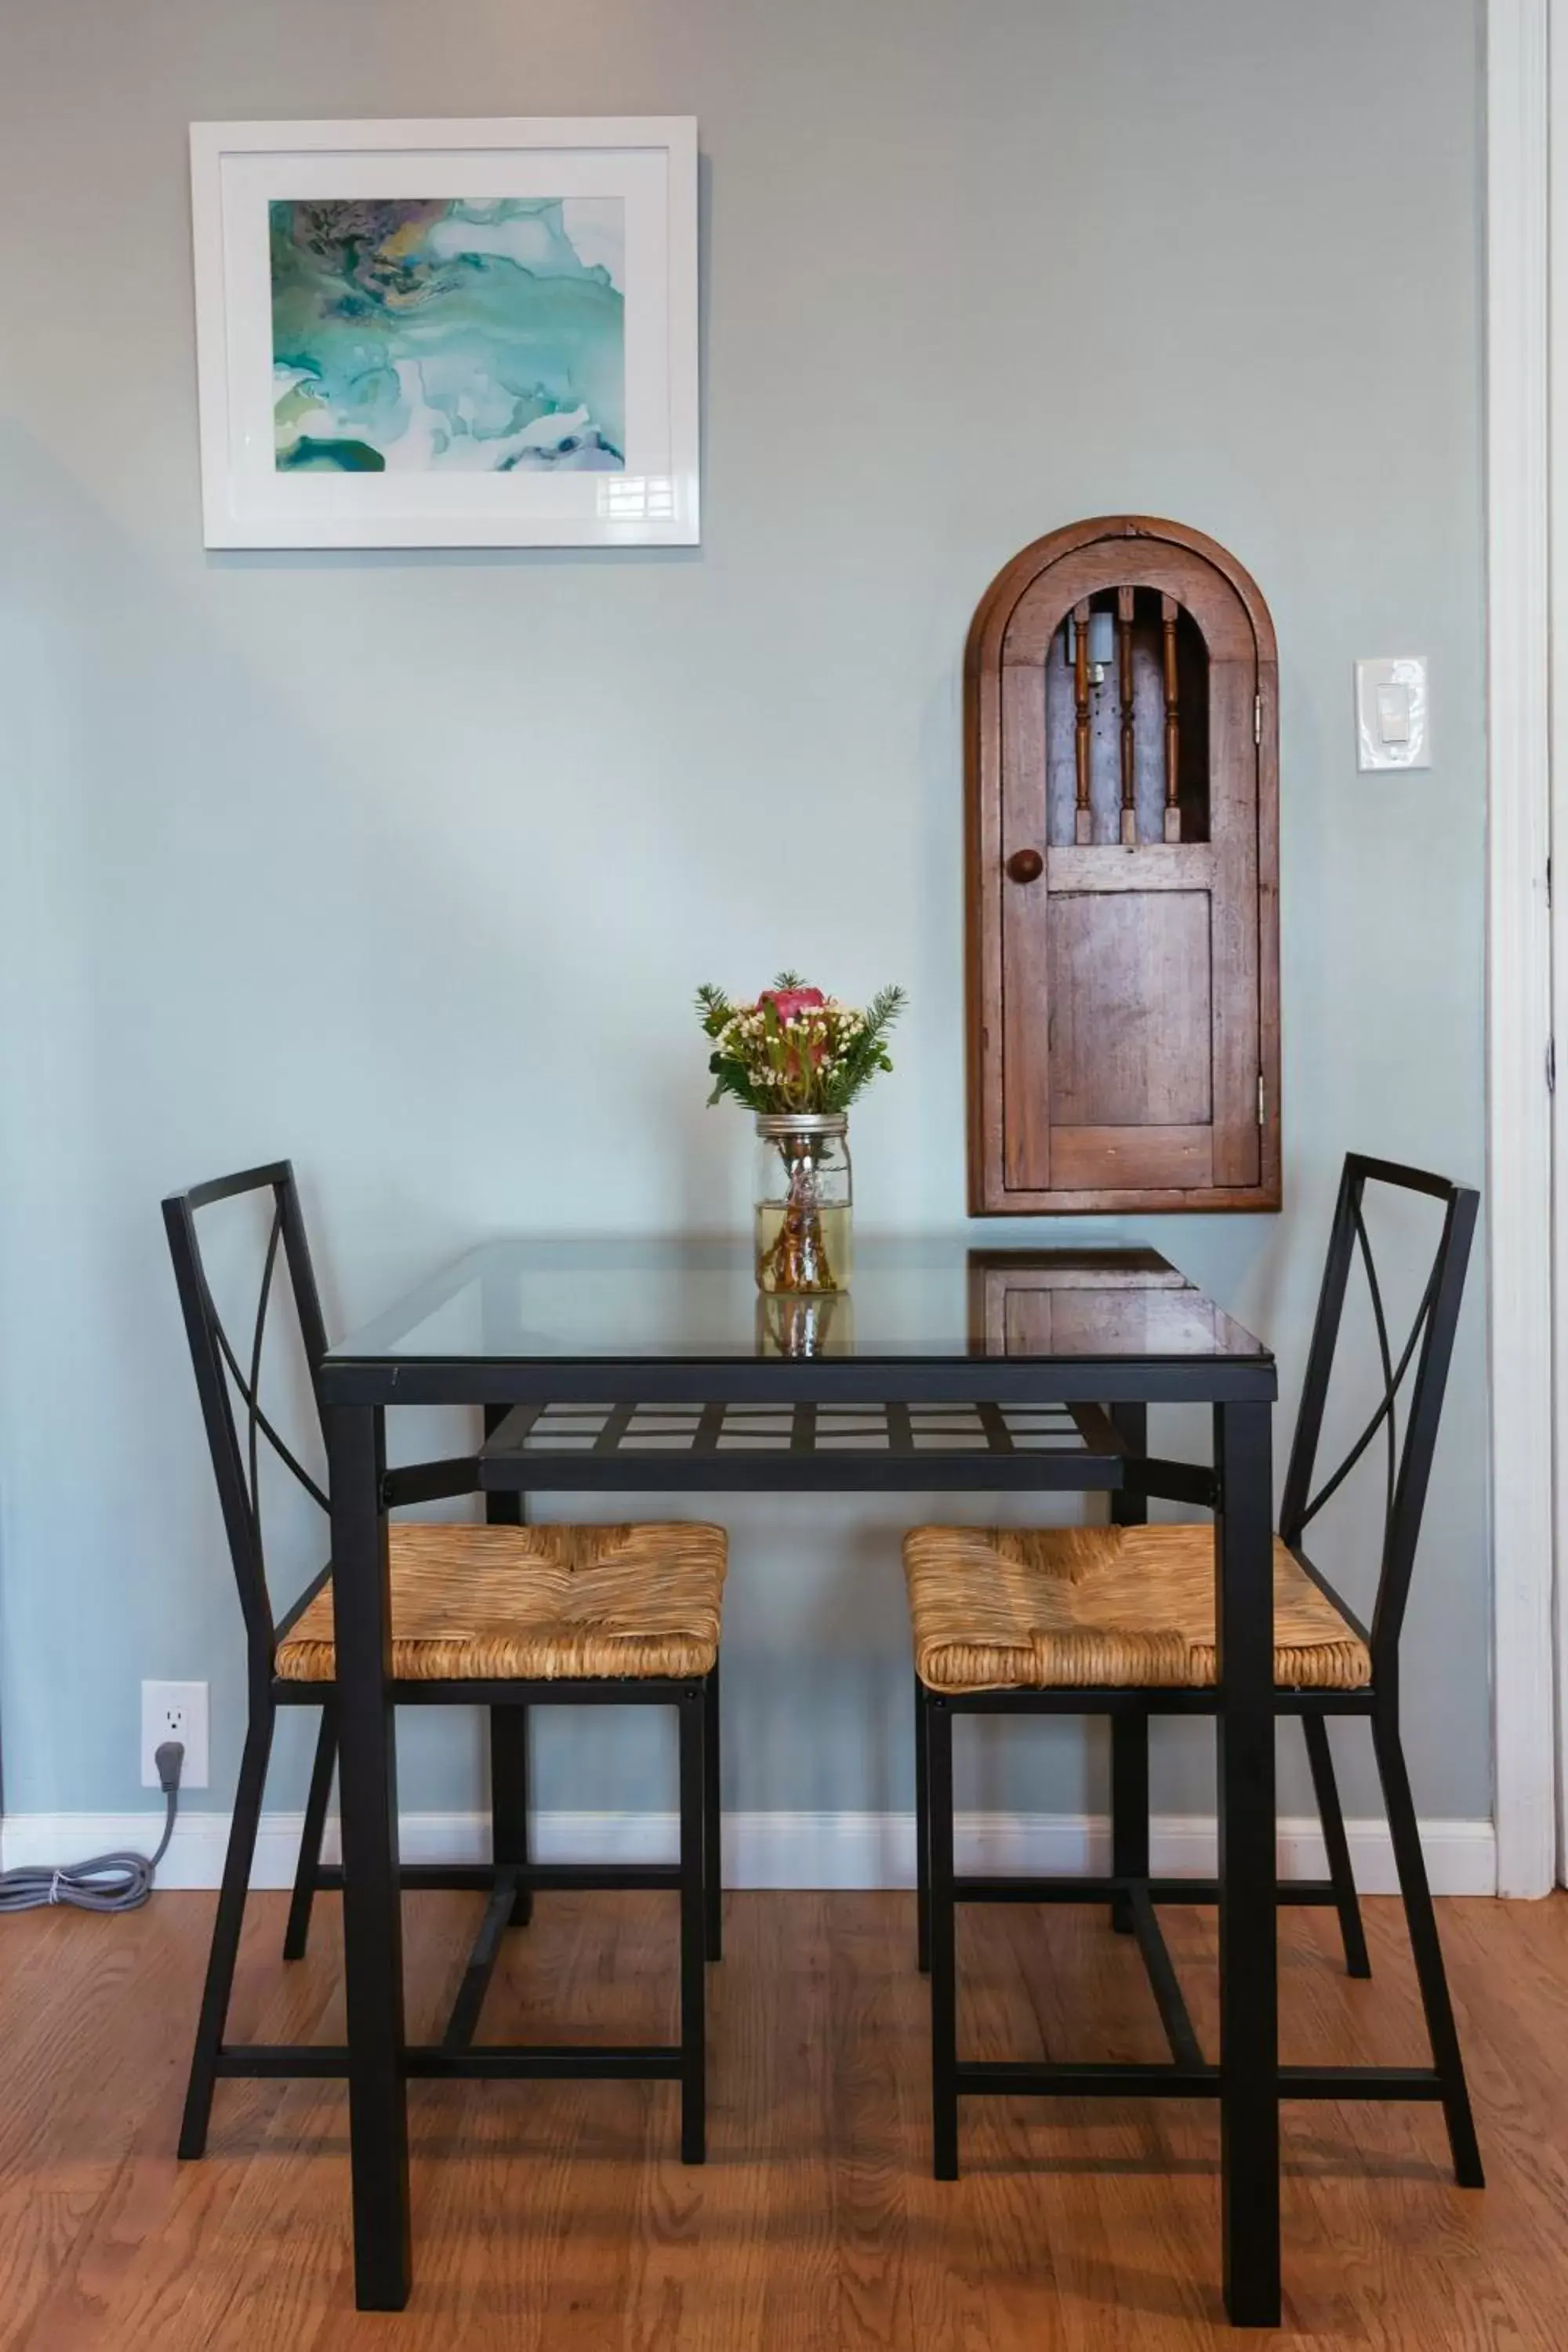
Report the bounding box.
[268,198,626,474]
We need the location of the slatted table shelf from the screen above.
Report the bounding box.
[478,1399,1128,1491]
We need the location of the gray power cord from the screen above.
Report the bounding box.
[0,1739,184,1915]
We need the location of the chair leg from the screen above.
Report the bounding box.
[926,1690,959,2180]
[282,1705,337,1962]
[678,1686,707,2164]
[1110,1710,1149,1934]
[1373,1704,1484,2187]
[180,1705,274,2160]
[914,1673,931,1975]
[1302,1712,1370,1979]
[702,1661,723,1962]
[489,1706,534,1928]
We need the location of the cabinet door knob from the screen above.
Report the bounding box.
[1005,848,1044,884]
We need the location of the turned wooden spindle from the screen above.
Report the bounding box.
[1073,600,1092,844]
[1117,586,1136,847]
[1161,593,1181,844]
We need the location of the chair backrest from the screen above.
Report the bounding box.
[1278,1152,1478,1677]
[162,1161,331,1674]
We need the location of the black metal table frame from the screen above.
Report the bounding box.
[319,1347,1279,2327]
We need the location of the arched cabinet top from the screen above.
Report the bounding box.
[966,514,1279,677]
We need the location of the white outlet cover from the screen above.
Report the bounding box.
[1356,655,1430,771]
[141,1679,210,1788]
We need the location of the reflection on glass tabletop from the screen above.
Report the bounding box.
[327,1238,1270,1366]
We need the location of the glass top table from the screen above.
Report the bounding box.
[316,1240,1283,2326]
[325,1236,1272,1395]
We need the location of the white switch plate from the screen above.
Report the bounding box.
[141,1679,209,1788]
[1356,656,1430,770]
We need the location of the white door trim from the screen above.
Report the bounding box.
[1547,0,1568,1887]
[1486,0,1557,1896]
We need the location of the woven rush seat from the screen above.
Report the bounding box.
[276,1521,727,1684]
[902,1522,1370,1694]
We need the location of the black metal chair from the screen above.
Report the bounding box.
[904,1152,1482,2188]
[165,1160,724,2163]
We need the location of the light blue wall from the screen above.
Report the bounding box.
[0,0,1487,1834]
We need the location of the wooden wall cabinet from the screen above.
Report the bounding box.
[965,515,1280,1214]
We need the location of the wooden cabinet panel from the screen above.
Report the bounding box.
[1049,1125,1214,1193]
[967,516,1280,1215]
[1046,890,1212,1129]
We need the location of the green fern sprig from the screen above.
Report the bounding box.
[822,982,907,1112]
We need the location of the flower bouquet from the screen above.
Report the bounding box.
[695,971,906,1294]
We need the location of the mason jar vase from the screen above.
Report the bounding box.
[753,1113,853,1294]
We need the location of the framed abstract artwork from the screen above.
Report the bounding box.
[188,117,699,548]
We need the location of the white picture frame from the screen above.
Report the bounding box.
[188,117,699,548]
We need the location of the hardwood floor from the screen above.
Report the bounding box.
[0,1885,1564,2347]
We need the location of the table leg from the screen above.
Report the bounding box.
[1109,1403,1149,1933]
[1214,1397,1279,2327]
[328,1401,412,2311]
[1109,1399,1149,1525]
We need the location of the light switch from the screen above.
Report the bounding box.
[1356,656,1429,770]
[1375,684,1410,744]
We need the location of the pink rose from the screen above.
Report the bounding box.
[760,985,826,1025]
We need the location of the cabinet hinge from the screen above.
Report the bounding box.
[1549,1037,1557,1094]
[1254,694,1262,746]
[1258,1072,1266,1127]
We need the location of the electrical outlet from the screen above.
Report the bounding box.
[141,1680,209,1789]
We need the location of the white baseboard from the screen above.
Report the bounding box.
[0,1807,1497,1897]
